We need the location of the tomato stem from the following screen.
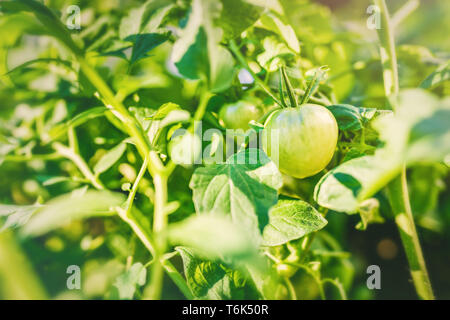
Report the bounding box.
[374,0,434,300]
[229,41,330,107]
[280,66,298,108]
[300,66,329,106]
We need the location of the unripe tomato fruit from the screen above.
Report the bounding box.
[168,132,201,166]
[262,104,338,179]
[219,101,264,130]
[276,263,298,278]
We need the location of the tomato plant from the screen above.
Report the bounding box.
[0,0,449,301]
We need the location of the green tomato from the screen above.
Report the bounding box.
[219,101,264,130]
[276,263,298,278]
[168,132,202,166]
[262,104,338,179]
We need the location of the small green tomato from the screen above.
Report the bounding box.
[276,263,298,278]
[168,132,201,166]
[219,101,264,130]
[262,104,338,179]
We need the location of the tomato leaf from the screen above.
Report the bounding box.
[262,200,327,246]
[21,191,125,237]
[0,204,41,231]
[326,104,384,131]
[217,0,263,41]
[110,263,147,300]
[189,148,282,241]
[46,107,107,142]
[171,0,236,92]
[119,1,173,39]
[315,89,450,214]
[420,61,450,89]
[94,142,127,176]
[125,32,170,65]
[176,247,257,299]
[314,153,400,214]
[258,12,300,53]
[168,215,257,260]
[1,0,82,55]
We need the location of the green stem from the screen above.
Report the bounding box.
[52,142,104,190]
[374,0,399,97]
[229,41,331,107]
[146,173,168,300]
[387,168,434,300]
[374,0,434,300]
[126,156,149,215]
[3,153,62,162]
[321,278,347,300]
[392,0,419,27]
[299,66,329,105]
[284,277,297,300]
[229,40,282,105]
[77,59,160,174]
[17,2,182,300]
[116,207,156,258]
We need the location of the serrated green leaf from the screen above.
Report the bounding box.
[189,148,282,241]
[262,200,327,246]
[326,104,388,132]
[176,247,256,300]
[125,32,170,65]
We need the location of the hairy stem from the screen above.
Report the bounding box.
[374,0,434,300]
